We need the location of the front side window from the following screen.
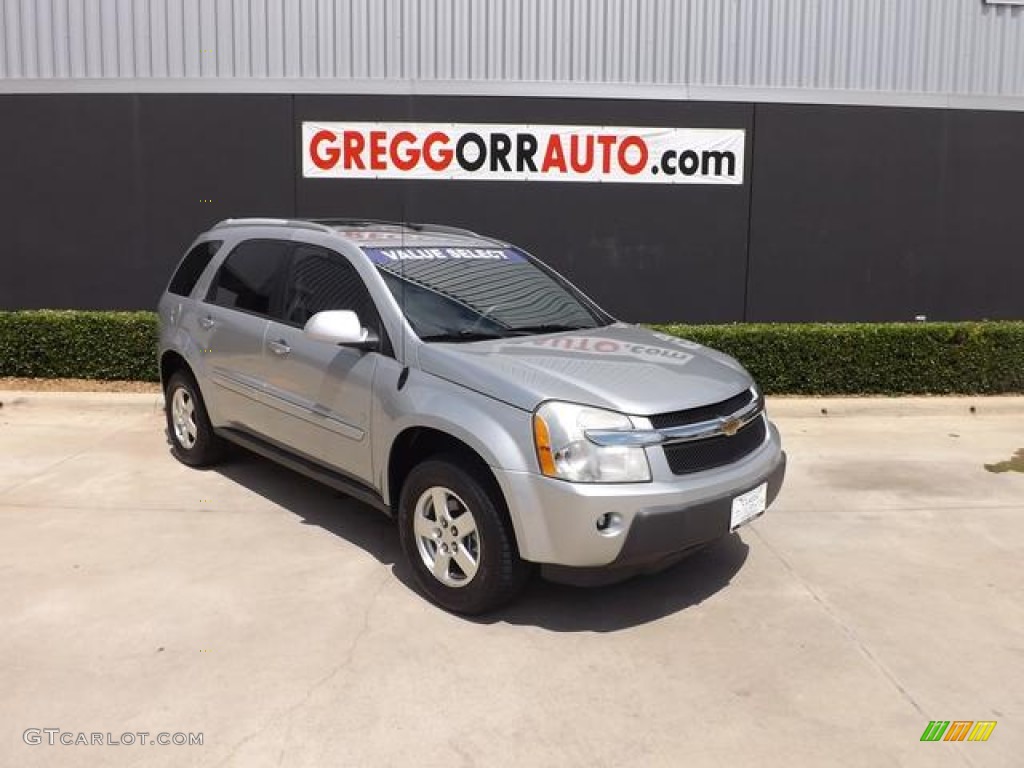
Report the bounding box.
[280,245,381,335]
[364,245,611,342]
[207,239,292,316]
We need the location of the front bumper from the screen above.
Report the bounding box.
[544,451,786,585]
[493,421,786,574]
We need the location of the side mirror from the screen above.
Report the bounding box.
[303,310,379,351]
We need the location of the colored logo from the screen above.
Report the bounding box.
[920,721,996,742]
[721,417,743,437]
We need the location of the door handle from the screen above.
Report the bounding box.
[268,340,291,356]
[198,316,216,330]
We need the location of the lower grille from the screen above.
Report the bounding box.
[662,415,767,475]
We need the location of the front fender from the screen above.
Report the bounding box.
[373,365,535,503]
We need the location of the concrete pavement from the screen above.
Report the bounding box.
[0,391,1021,767]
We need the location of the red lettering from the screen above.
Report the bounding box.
[390,131,420,171]
[618,136,648,175]
[594,340,619,353]
[596,135,617,173]
[310,130,340,171]
[423,132,453,171]
[568,135,595,173]
[541,134,568,173]
[368,130,387,171]
[343,132,366,170]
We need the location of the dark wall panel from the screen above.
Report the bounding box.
[1,94,1021,322]
[746,104,946,322]
[295,96,754,323]
[934,110,1024,320]
[0,94,294,310]
[0,95,144,309]
[136,94,295,310]
[746,103,1024,321]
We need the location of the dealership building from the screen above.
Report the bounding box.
[2,0,1023,323]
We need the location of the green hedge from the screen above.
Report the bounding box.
[0,310,160,382]
[0,311,1021,394]
[653,322,1024,395]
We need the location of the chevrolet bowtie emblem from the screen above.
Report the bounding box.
[721,417,742,437]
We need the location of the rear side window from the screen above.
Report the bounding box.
[207,239,292,316]
[279,245,381,334]
[168,240,222,297]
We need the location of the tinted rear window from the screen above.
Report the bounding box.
[207,239,292,316]
[168,240,222,297]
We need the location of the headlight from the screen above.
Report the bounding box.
[533,401,652,483]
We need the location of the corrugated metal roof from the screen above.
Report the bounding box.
[2,0,1024,104]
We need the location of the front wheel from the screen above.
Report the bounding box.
[164,371,224,467]
[398,457,530,614]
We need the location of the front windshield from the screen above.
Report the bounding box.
[364,245,612,341]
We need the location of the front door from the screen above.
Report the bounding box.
[260,244,382,484]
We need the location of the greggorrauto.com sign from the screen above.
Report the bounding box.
[303,122,745,184]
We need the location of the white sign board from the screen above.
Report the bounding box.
[302,122,745,185]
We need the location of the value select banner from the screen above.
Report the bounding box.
[303,122,745,184]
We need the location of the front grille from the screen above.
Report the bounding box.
[650,388,756,430]
[662,415,767,475]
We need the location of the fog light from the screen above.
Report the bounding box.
[596,512,623,536]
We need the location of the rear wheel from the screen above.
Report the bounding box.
[398,457,530,614]
[165,371,224,467]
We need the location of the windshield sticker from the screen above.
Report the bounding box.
[364,247,526,264]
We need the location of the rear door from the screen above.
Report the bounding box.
[260,244,383,483]
[193,239,292,436]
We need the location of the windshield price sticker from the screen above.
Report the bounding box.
[364,247,526,264]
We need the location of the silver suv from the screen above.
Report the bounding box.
[158,218,786,613]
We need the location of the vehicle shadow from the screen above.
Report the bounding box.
[213,448,749,633]
[212,448,405,570]
[481,534,749,632]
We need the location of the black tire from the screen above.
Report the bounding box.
[398,456,531,614]
[164,370,224,467]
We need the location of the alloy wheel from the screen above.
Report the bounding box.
[171,387,198,450]
[413,486,481,587]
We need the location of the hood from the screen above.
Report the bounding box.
[415,323,753,415]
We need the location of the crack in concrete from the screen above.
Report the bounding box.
[212,571,391,768]
[750,527,923,708]
[0,503,262,514]
[750,526,980,768]
[0,416,150,498]
[779,502,1024,512]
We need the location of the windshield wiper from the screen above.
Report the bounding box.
[505,324,592,336]
[418,330,510,343]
